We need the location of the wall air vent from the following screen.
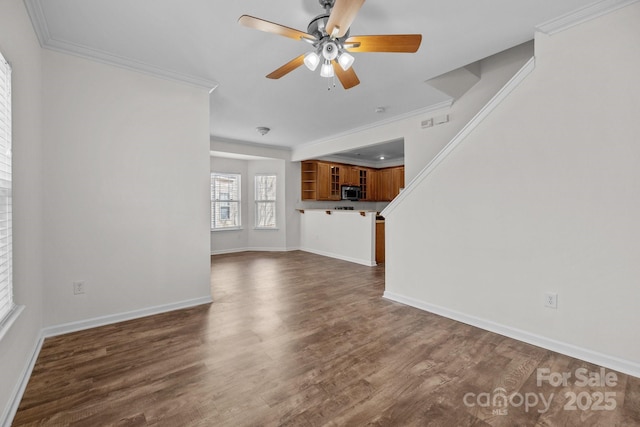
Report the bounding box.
[422,114,449,129]
[434,114,449,125]
[421,118,433,128]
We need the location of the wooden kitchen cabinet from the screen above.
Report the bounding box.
[376,168,393,201]
[366,169,376,201]
[376,166,404,201]
[301,161,318,200]
[316,161,331,200]
[359,168,373,201]
[342,166,360,186]
[329,164,341,200]
[376,220,385,263]
[392,166,405,197]
[315,161,341,200]
[300,161,402,202]
[346,166,376,201]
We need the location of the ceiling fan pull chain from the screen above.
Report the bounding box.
[327,74,336,91]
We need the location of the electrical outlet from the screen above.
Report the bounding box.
[544,292,557,309]
[73,281,85,295]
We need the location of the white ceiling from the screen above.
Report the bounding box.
[25,0,598,149]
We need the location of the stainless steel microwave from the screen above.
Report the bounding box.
[341,185,361,201]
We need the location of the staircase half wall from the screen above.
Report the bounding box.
[382,1,640,377]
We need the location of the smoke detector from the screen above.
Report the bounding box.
[256,126,270,136]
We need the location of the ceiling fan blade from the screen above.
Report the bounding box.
[266,54,306,79]
[326,0,366,39]
[332,61,360,89]
[345,34,422,53]
[238,15,316,41]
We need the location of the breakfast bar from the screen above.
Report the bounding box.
[298,209,379,266]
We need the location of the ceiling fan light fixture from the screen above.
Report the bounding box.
[320,60,334,78]
[337,51,354,71]
[322,42,339,61]
[304,51,320,71]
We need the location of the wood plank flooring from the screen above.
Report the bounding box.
[13,251,640,426]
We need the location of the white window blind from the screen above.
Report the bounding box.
[255,175,276,229]
[211,173,241,230]
[0,51,14,326]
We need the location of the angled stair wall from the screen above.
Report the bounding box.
[382,1,640,377]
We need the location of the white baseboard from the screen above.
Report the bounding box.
[245,246,295,252]
[300,247,376,267]
[383,291,640,379]
[1,334,45,427]
[42,296,213,338]
[211,248,249,256]
[211,247,300,256]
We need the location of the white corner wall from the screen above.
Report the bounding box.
[0,0,45,423]
[385,2,640,376]
[41,50,212,328]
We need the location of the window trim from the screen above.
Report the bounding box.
[0,305,24,342]
[254,174,277,230]
[210,172,242,231]
[0,50,19,341]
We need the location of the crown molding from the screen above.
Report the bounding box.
[535,0,639,35]
[316,154,404,169]
[296,99,454,153]
[23,0,50,43]
[210,136,293,153]
[22,0,219,92]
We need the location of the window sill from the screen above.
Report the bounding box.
[253,227,279,231]
[211,227,244,232]
[0,305,25,342]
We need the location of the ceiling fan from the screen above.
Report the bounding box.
[238,0,422,90]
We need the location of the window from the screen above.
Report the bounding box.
[211,173,241,230]
[0,51,14,328]
[255,175,276,229]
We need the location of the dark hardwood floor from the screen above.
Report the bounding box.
[13,251,640,426]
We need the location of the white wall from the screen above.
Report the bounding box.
[300,210,376,266]
[0,0,45,422]
[41,50,212,327]
[385,3,640,375]
[285,159,301,250]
